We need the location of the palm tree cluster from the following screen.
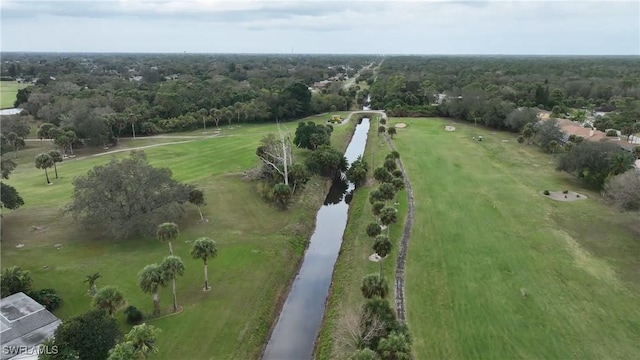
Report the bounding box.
[139,222,217,316]
[87,222,218,321]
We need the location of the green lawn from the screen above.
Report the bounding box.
[390,118,640,359]
[315,121,409,360]
[0,81,29,109]
[1,114,356,359]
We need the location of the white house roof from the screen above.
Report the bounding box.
[0,293,61,360]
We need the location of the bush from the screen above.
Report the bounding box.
[606,129,618,137]
[124,305,144,325]
[562,190,569,194]
[543,190,550,195]
[28,288,62,312]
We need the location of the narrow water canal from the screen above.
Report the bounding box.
[261,117,371,360]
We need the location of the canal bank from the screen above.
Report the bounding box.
[313,118,410,360]
[261,117,372,360]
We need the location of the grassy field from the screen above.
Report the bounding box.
[0,81,29,109]
[315,120,409,359]
[1,113,355,359]
[387,118,640,359]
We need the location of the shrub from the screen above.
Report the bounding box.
[606,129,618,137]
[576,194,580,198]
[562,190,569,194]
[124,305,144,325]
[543,190,550,195]
[28,288,62,311]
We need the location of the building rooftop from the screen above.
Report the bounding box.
[0,293,61,360]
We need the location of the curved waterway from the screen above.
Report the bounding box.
[262,117,371,360]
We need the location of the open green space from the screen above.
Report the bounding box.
[0,81,29,109]
[388,118,640,359]
[315,119,408,360]
[1,113,355,359]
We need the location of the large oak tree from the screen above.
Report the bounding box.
[65,150,193,239]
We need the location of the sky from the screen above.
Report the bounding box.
[1,0,639,55]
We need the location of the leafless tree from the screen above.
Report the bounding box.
[256,123,294,185]
[604,169,640,212]
[334,308,386,356]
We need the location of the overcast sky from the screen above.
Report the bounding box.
[1,0,639,55]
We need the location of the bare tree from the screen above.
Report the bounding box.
[335,308,386,355]
[604,169,640,212]
[256,123,294,185]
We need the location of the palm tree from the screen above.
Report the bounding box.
[391,178,405,205]
[366,223,382,238]
[360,274,388,299]
[35,153,54,184]
[92,285,126,317]
[190,237,218,291]
[188,189,206,221]
[125,323,161,359]
[371,201,385,220]
[48,150,63,179]
[198,108,208,131]
[377,125,386,136]
[212,109,221,129]
[373,235,392,276]
[379,206,398,235]
[160,256,185,312]
[6,132,23,159]
[386,151,400,160]
[157,222,179,256]
[379,183,396,203]
[387,127,397,138]
[383,158,397,172]
[521,124,535,145]
[609,152,634,176]
[138,264,166,316]
[108,343,136,360]
[377,330,411,360]
[84,272,102,295]
[1,266,33,297]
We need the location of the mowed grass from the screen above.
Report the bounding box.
[315,121,408,360]
[388,118,640,359]
[1,114,356,359]
[0,81,29,109]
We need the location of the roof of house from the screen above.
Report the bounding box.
[0,293,62,360]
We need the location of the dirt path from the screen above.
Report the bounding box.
[382,133,414,324]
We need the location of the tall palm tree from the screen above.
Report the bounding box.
[160,256,185,312]
[125,323,161,359]
[391,177,405,205]
[48,150,63,179]
[360,274,388,299]
[190,237,218,291]
[157,222,179,255]
[373,235,392,277]
[138,264,165,316]
[84,272,102,295]
[609,152,634,176]
[35,153,54,184]
[188,189,205,222]
[198,108,208,131]
[92,285,126,317]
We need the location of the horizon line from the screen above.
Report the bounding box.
[1,51,639,57]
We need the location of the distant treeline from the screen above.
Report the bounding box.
[0,53,381,144]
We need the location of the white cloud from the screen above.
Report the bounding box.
[0,0,638,54]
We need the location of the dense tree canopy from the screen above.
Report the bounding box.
[65,150,193,238]
[44,310,121,360]
[557,141,636,189]
[293,121,333,150]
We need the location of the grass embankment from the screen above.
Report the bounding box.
[315,119,409,360]
[1,113,355,359]
[390,118,640,359]
[0,81,29,109]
